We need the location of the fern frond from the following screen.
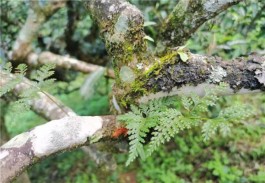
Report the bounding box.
[3,62,12,72]
[147,109,181,156]
[126,120,149,166]
[31,64,55,83]
[9,98,31,114]
[15,64,27,76]
[0,76,22,96]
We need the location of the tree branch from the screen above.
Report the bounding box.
[85,0,147,72]
[0,100,31,183]
[161,0,243,47]
[0,71,75,120]
[0,72,119,179]
[0,115,117,183]
[9,0,66,60]
[27,52,115,78]
[120,52,265,106]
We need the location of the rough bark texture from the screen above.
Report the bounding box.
[0,100,31,183]
[85,0,147,74]
[0,115,117,183]
[117,52,265,106]
[161,0,243,47]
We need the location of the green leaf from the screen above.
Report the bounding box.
[143,21,157,27]
[144,35,154,42]
[178,52,189,62]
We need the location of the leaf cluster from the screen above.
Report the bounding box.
[118,83,253,165]
[0,63,56,113]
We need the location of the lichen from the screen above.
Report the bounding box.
[119,66,136,83]
[208,66,227,83]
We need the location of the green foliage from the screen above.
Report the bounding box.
[188,0,265,58]
[118,84,253,165]
[1,63,56,113]
[205,151,243,183]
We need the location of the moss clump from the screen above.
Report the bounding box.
[116,50,184,109]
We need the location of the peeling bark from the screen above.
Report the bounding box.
[0,115,117,183]
[160,0,242,47]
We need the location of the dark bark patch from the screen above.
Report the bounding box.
[146,60,210,92]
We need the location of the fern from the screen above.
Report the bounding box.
[0,62,57,114]
[118,83,253,165]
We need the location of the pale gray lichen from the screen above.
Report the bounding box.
[208,66,227,83]
[136,63,144,70]
[255,62,265,85]
[120,66,136,83]
[110,13,129,43]
[31,116,103,157]
[204,0,234,13]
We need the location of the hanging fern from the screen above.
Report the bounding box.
[118,83,253,165]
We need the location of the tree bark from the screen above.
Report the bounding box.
[160,0,243,47]
[0,100,31,183]
[27,52,115,78]
[0,115,117,183]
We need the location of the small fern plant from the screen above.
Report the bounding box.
[0,62,65,114]
[118,83,253,165]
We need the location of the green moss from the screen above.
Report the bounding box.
[144,51,178,76]
[115,50,184,108]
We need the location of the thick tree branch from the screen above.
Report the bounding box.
[83,0,264,109]
[161,0,242,47]
[0,72,119,179]
[85,0,147,72]
[0,115,117,183]
[119,52,265,106]
[0,100,31,183]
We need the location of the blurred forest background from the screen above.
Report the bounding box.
[1,0,265,182]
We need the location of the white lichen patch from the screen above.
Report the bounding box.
[114,13,129,35]
[204,0,234,13]
[109,4,116,13]
[136,63,144,70]
[110,11,130,43]
[0,150,9,160]
[254,61,265,85]
[208,66,227,83]
[30,116,103,157]
[120,66,136,83]
[2,132,30,148]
